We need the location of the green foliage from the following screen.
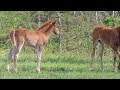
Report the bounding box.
[103,16,120,27]
[1,11,119,53]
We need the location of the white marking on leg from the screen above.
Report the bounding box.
[36,45,44,73]
[14,43,24,72]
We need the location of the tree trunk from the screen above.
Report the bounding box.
[48,11,50,20]
[66,17,69,51]
[56,11,62,51]
[73,11,76,16]
[96,11,98,23]
[112,11,115,17]
[37,11,41,27]
[80,11,83,15]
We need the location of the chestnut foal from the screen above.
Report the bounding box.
[6,20,60,72]
[89,26,120,72]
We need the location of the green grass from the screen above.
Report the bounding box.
[0,49,120,79]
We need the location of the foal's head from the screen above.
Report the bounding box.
[50,21,60,36]
[37,19,60,36]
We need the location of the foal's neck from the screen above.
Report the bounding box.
[44,29,53,38]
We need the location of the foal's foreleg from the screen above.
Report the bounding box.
[112,51,117,72]
[36,45,44,73]
[116,50,120,70]
[13,43,24,72]
[99,42,104,71]
[112,46,120,71]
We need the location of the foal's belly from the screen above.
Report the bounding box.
[25,39,37,48]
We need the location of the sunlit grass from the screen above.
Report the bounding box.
[0,49,120,79]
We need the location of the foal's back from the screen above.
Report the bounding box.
[10,28,47,47]
[10,29,29,44]
[92,26,119,46]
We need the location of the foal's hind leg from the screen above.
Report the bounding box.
[89,40,98,71]
[6,46,16,71]
[115,50,120,71]
[99,41,104,71]
[112,46,120,71]
[13,42,24,72]
[112,51,117,72]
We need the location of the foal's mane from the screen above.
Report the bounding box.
[43,21,56,33]
[114,26,120,30]
[36,20,52,31]
[36,20,56,33]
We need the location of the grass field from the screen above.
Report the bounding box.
[1,48,120,79]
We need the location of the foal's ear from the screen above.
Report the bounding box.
[49,20,56,27]
[52,21,56,25]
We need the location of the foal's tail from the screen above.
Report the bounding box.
[10,30,16,47]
